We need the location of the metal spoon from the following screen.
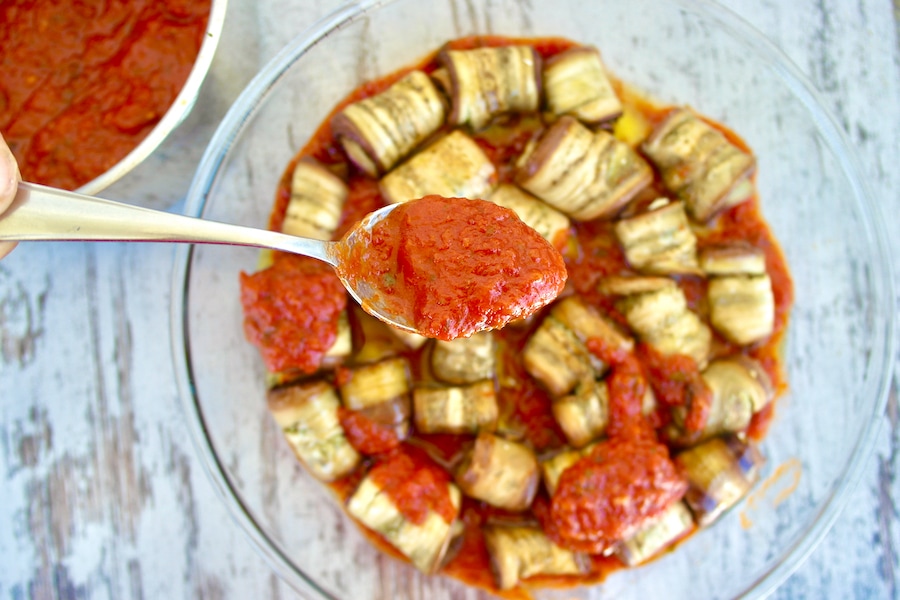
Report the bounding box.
[0,181,414,333]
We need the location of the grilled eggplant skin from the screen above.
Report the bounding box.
[552,379,609,448]
[524,296,633,397]
[675,436,764,526]
[543,45,623,125]
[281,159,349,241]
[440,45,542,130]
[267,381,361,482]
[413,380,499,434]
[347,474,462,573]
[332,70,447,177]
[517,116,653,221]
[483,525,590,590]
[379,130,496,205]
[488,183,571,249]
[430,332,497,385]
[454,432,540,511]
[614,199,701,275]
[642,108,756,222]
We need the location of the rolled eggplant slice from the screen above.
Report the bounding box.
[439,45,541,130]
[614,199,701,275]
[552,295,635,354]
[523,315,599,397]
[332,70,447,177]
[339,357,412,440]
[708,274,775,345]
[597,275,677,297]
[267,381,361,482]
[413,380,499,434]
[281,159,349,240]
[347,473,462,573]
[540,445,593,497]
[483,525,590,590]
[455,433,539,511]
[543,46,622,125]
[517,116,653,221]
[552,379,609,448]
[488,184,571,249]
[642,108,756,222]
[700,357,773,435]
[675,436,764,526]
[615,501,694,567]
[380,130,496,204]
[699,242,767,277]
[431,331,497,384]
[619,285,712,367]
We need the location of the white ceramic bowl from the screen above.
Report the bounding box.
[172,1,895,598]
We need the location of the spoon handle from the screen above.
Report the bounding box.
[0,181,337,266]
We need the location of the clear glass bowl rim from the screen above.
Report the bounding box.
[170,1,896,598]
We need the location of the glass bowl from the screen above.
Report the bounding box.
[171,0,895,598]
[74,0,228,195]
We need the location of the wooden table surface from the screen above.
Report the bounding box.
[1,1,898,598]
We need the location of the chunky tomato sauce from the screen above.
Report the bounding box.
[0,0,210,189]
[242,34,794,598]
[337,195,567,340]
[240,253,347,374]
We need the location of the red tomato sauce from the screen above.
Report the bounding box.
[338,407,402,455]
[1,0,210,190]
[239,254,347,374]
[367,445,457,525]
[546,438,688,554]
[336,195,568,340]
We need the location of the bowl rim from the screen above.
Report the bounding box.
[170,0,897,598]
[74,0,229,196]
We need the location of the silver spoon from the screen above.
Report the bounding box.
[0,181,414,333]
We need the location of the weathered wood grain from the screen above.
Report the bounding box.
[0,0,897,599]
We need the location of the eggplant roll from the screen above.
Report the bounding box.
[543,46,622,125]
[552,379,609,448]
[347,473,462,573]
[667,357,773,445]
[281,159,348,240]
[483,525,590,590]
[524,296,633,397]
[439,45,541,130]
[616,501,694,566]
[540,446,592,497]
[413,380,499,434]
[430,331,497,384]
[454,433,539,511]
[517,116,653,221]
[708,274,775,345]
[339,357,412,440]
[699,242,767,277]
[675,436,764,526]
[488,183,571,249]
[379,130,496,204]
[700,242,776,345]
[619,284,712,368]
[642,108,756,222]
[700,357,772,434]
[614,199,701,275]
[267,381,360,482]
[332,70,446,177]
